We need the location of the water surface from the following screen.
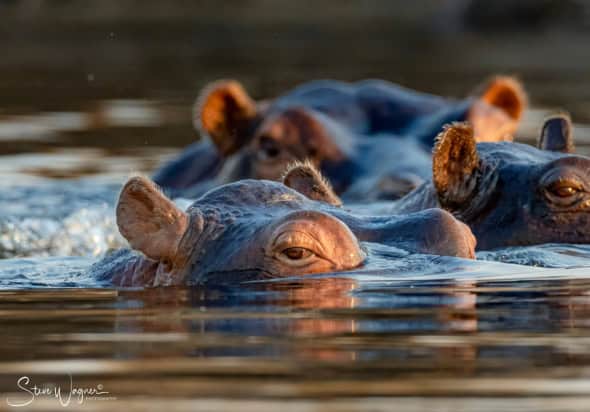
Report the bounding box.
[1,271,590,410]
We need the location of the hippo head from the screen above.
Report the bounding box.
[196,80,349,187]
[112,164,475,286]
[194,77,526,184]
[432,114,590,249]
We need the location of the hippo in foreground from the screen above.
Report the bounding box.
[154,76,527,199]
[95,165,476,287]
[380,114,590,250]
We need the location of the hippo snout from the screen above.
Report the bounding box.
[348,207,477,259]
[422,209,477,259]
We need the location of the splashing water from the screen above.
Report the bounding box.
[0,179,125,258]
[0,205,125,258]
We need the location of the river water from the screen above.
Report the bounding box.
[1,102,590,412]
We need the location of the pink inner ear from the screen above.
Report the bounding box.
[116,176,189,261]
[480,77,527,121]
[467,101,515,143]
[195,80,258,156]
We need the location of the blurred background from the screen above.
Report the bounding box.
[1,0,590,180]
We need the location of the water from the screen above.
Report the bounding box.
[3,3,590,409]
[3,109,590,411]
[2,271,590,410]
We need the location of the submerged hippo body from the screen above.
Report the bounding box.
[385,114,590,249]
[154,77,526,200]
[96,165,476,287]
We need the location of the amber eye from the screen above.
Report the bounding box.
[281,247,313,261]
[552,186,579,197]
[547,182,582,198]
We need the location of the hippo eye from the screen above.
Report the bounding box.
[546,181,583,198]
[271,231,324,268]
[282,247,313,261]
[552,186,579,197]
[277,246,317,268]
[542,176,588,208]
[258,136,282,160]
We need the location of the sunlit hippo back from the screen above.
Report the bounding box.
[96,164,476,287]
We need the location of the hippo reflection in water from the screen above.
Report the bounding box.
[384,114,590,249]
[95,164,475,287]
[154,76,526,200]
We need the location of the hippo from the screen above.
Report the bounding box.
[380,114,590,250]
[94,164,476,287]
[172,114,435,201]
[153,76,527,199]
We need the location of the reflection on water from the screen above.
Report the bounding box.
[1,276,590,408]
[0,100,170,142]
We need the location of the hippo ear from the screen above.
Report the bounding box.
[538,113,575,153]
[432,123,481,210]
[195,80,259,156]
[467,76,527,143]
[282,161,342,206]
[475,76,527,122]
[117,176,189,261]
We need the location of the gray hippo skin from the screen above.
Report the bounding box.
[386,114,590,250]
[95,164,475,287]
[153,76,526,200]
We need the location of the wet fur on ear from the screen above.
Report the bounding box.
[117,176,189,261]
[282,160,342,206]
[538,112,575,153]
[432,123,481,210]
[475,76,528,121]
[195,79,258,156]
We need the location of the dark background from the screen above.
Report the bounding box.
[1,0,590,150]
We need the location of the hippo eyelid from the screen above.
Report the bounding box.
[540,168,587,192]
[546,179,583,191]
[538,167,590,210]
[270,229,327,259]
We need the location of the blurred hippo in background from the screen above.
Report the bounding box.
[381,114,590,250]
[95,164,476,287]
[153,76,526,200]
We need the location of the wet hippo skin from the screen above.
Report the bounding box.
[153,76,526,200]
[95,164,476,287]
[383,114,590,250]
